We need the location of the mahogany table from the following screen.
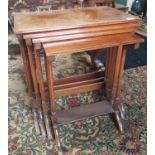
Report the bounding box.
[14,7,144,147]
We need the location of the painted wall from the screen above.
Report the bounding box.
[116,0,134,10]
[127,0,134,10]
[116,0,127,6]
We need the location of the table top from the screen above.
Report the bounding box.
[32,25,137,44]
[43,33,144,56]
[14,6,139,34]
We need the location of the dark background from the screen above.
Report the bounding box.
[94,35,147,69]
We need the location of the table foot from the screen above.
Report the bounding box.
[115,111,123,133]
[38,111,47,137]
[119,103,125,119]
[52,126,62,152]
[45,115,53,140]
[32,110,41,135]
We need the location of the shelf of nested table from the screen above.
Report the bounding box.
[55,100,113,126]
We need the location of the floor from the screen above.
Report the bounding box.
[8,34,147,155]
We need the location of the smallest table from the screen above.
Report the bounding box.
[40,33,143,148]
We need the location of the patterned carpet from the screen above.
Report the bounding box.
[8,51,147,155]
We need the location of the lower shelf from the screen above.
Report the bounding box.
[56,100,114,126]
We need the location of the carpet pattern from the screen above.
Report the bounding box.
[8,52,147,155]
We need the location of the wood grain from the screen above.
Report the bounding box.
[14,6,139,34]
[24,22,138,40]
[43,33,144,56]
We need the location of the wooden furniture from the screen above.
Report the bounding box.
[43,33,143,148]
[14,6,144,149]
[11,1,116,138]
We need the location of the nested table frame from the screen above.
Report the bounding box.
[18,20,139,139]
[40,33,143,148]
[17,31,143,143]
[14,6,139,97]
[13,7,143,147]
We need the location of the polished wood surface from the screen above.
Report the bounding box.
[32,26,137,44]
[24,22,138,40]
[14,6,139,34]
[43,33,143,56]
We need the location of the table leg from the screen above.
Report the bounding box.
[105,45,123,132]
[30,97,41,135]
[105,47,117,100]
[46,56,61,149]
[19,38,42,135]
[112,45,124,132]
[34,49,53,139]
[27,45,46,137]
[91,49,101,61]
[18,37,33,96]
[114,46,127,119]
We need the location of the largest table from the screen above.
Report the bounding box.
[14,6,144,147]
